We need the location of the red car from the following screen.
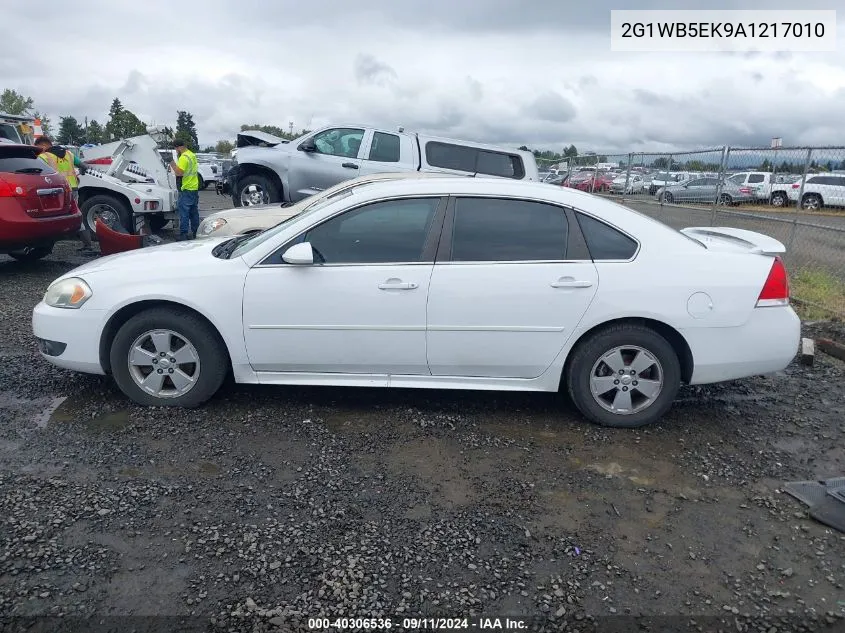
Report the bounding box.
[0,143,81,261]
[565,170,614,192]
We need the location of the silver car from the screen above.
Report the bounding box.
[656,177,755,205]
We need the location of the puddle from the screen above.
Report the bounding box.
[48,399,131,431]
[33,397,67,428]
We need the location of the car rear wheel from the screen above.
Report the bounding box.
[237,175,280,207]
[802,193,823,210]
[198,175,206,191]
[661,192,673,203]
[8,245,53,262]
[110,307,228,407]
[81,194,131,234]
[718,193,732,205]
[566,324,681,428]
[770,192,788,207]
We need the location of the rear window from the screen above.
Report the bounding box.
[425,141,525,179]
[575,212,638,260]
[0,150,57,175]
[748,174,765,183]
[368,132,401,163]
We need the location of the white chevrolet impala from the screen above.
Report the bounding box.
[32,178,800,428]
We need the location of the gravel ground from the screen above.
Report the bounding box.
[1,192,844,632]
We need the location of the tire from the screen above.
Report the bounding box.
[661,192,673,203]
[770,192,788,207]
[802,193,822,210]
[9,245,53,262]
[566,324,681,428]
[148,215,169,232]
[236,174,280,207]
[198,175,207,191]
[81,194,131,234]
[109,307,228,407]
[718,193,732,206]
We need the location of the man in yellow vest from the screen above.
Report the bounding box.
[35,136,97,254]
[170,138,200,240]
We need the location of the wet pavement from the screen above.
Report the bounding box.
[1,199,844,631]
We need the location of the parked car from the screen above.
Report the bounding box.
[648,172,690,195]
[655,177,755,205]
[1,143,82,261]
[33,177,798,428]
[566,171,614,192]
[727,172,801,207]
[786,173,845,210]
[229,124,539,207]
[197,171,461,239]
[608,174,645,194]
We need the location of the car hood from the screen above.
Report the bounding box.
[58,238,229,281]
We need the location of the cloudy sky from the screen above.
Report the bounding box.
[2,0,843,154]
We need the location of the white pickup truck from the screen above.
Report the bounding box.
[726,171,801,207]
[227,124,539,206]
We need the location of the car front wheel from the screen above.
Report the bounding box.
[110,307,228,407]
[566,324,681,428]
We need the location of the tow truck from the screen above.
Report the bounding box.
[0,113,43,144]
[77,130,178,234]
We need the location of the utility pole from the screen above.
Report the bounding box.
[289,121,293,137]
[84,116,88,143]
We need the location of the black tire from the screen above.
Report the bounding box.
[236,174,280,208]
[148,215,169,232]
[770,192,788,207]
[198,175,206,191]
[802,193,823,210]
[9,245,53,262]
[566,324,681,428]
[109,307,228,408]
[81,194,131,234]
[661,192,673,203]
[718,193,732,206]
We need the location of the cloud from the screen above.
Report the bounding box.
[354,54,398,87]
[0,0,843,153]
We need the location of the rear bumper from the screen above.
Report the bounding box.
[682,306,801,384]
[32,302,106,375]
[0,212,82,251]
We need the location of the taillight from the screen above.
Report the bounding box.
[739,187,751,194]
[792,183,800,189]
[756,256,789,307]
[86,157,113,165]
[0,175,25,197]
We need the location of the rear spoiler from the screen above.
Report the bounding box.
[680,227,786,255]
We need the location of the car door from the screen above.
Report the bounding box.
[286,127,367,201]
[358,130,417,178]
[673,179,698,202]
[241,196,446,376]
[829,176,845,206]
[426,196,598,379]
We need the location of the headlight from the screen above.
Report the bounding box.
[44,278,92,309]
[200,218,228,235]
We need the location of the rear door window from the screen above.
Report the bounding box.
[450,197,568,262]
[368,132,401,163]
[747,174,765,183]
[425,142,525,179]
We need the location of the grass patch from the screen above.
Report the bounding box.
[790,268,845,321]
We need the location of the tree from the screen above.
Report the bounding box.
[759,158,772,172]
[0,89,34,115]
[57,116,85,145]
[105,98,147,140]
[518,145,529,152]
[86,119,106,144]
[176,110,199,150]
[201,145,215,153]
[215,139,234,154]
[563,145,578,158]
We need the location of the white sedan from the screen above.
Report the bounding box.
[32,177,800,428]
[609,174,645,194]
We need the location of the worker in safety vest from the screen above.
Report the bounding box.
[170,138,200,240]
[34,136,97,254]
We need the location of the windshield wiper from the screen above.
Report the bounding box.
[215,233,254,259]
[15,167,43,174]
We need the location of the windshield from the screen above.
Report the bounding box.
[0,123,22,144]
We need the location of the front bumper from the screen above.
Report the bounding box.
[32,302,107,375]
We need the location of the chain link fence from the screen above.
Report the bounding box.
[536,145,845,318]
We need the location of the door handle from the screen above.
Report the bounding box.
[378,280,418,290]
[342,162,359,169]
[551,279,593,288]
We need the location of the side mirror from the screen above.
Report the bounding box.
[282,242,314,265]
[298,140,317,153]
